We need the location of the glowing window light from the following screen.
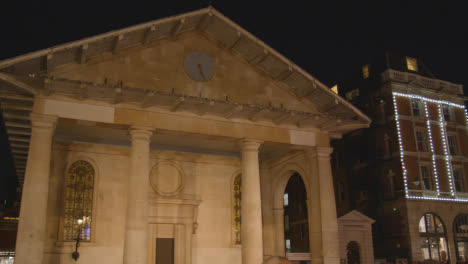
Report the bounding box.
[438,104,456,196]
[392,92,468,202]
[423,101,440,195]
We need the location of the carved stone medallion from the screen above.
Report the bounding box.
[150,161,184,196]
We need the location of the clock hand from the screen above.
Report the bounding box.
[198,64,207,81]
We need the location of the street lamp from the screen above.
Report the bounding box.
[72,216,87,261]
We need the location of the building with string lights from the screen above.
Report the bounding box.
[331,53,468,263]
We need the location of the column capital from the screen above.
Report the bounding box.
[129,126,154,141]
[238,138,263,151]
[304,146,333,159]
[29,113,58,130]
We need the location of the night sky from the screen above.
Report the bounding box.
[0,1,467,204]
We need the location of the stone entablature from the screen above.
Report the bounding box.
[382,69,464,96]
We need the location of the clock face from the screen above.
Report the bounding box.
[183,51,215,81]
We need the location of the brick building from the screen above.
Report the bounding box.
[332,53,468,263]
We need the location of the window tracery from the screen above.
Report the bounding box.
[63,160,94,241]
[418,213,448,262]
[233,174,241,245]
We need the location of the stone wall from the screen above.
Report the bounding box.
[43,141,245,264]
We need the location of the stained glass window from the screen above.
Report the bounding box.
[233,174,241,245]
[63,160,94,241]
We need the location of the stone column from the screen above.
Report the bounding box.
[123,126,154,264]
[306,147,340,264]
[240,139,264,264]
[185,223,193,264]
[273,207,286,256]
[15,113,57,264]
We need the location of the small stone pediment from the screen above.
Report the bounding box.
[338,210,375,224]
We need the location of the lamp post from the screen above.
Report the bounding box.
[72,216,87,261]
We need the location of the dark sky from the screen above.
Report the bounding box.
[0,0,467,202]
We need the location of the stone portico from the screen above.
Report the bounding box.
[0,8,370,264]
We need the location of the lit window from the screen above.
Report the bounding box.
[447,135,458,156]
[420,165,433,190]
[331,85,338,94]
[362,64,370,79]
[453,169,465,192]
[418,213,448,262]
[442,105,452,121]
[345,89,360,101]
[63,160,94,241]
[406,57,418,72]
[283,193,289,207]
[454,214,468,259]
[411,98,422,116]
[285,239,291,251]
[415,130,428,152]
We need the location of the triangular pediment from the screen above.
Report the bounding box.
[0,7,372,187]
[0,7,369,133]
[48,31,316,114]
[338,210,375,224]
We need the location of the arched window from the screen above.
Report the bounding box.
[63,160,94,241]
[233,174,241,245]
[283,173,309,253]
[454,214,468,261]
[419,213,449,262]
[347,241,360,264]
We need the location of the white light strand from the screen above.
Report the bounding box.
[392,94,409,198]
[465,108,468,127]
[423,101,440,195]
[393,92,465,109]
[392,92,468,202]
[438,104,456,196]
[407,195,468,202]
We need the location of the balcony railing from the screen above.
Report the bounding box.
[382,69,464,96]
[406,189,468,201]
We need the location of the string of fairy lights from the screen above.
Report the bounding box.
[423,101,440,196]
[392,92,468,202]
[437,104,456,197]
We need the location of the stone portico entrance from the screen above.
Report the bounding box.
[0,7,370,264]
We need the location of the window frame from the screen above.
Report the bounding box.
[362,64,370,79]
[411,98,422,117]
[406,57,419,72]
[442,105,454,122]
[453,167,466,193]
[447,133,460,156]
[415,129,428,152]
[58,157,98,245]
[418,213,449,262]
[419,163,434,190]
[453,214,468,261]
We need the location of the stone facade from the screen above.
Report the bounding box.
[0,8,369,264]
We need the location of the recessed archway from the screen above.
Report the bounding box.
[419,213,449,262]
[283,173,309,254]
[347,241,360,264]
